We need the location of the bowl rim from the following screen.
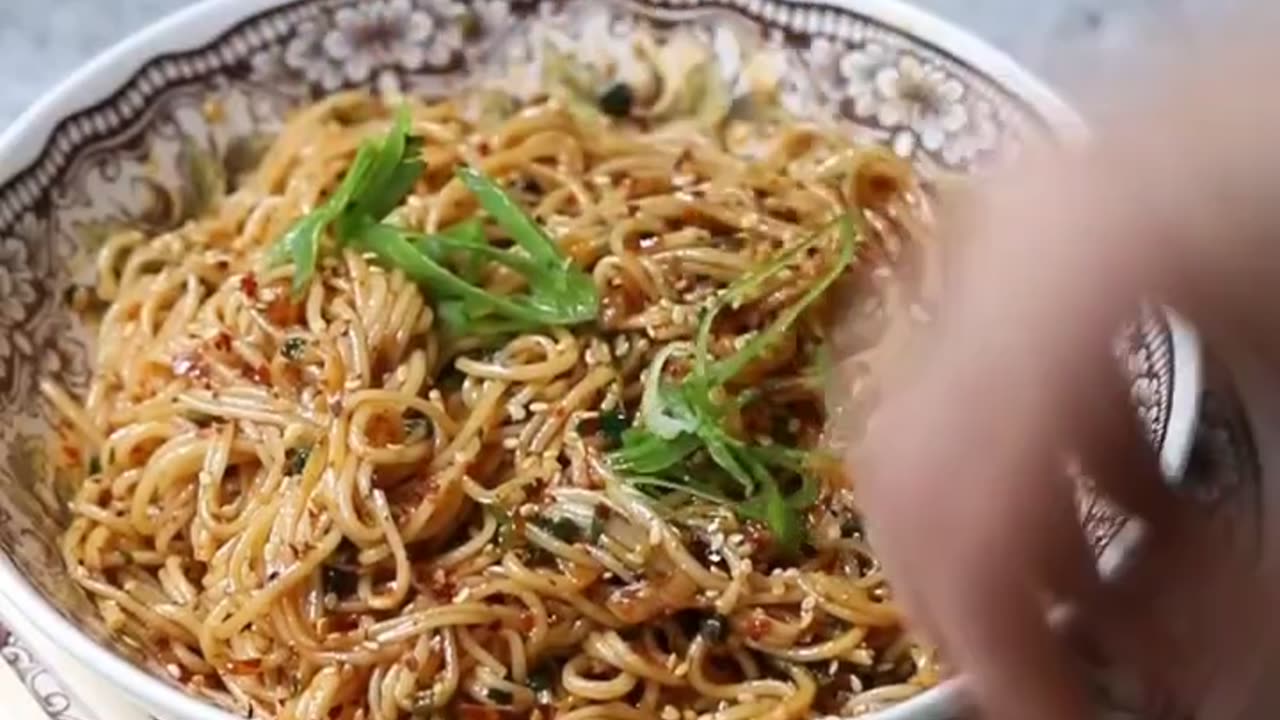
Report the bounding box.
[0,1,1199,719]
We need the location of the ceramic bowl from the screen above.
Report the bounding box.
[0,1,1215,718]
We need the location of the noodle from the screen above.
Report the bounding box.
[46,79,939,719]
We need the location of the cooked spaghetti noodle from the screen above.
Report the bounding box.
[46,81,940,720]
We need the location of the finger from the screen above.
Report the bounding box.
[929,530,1092,720]
[862,352,1098,716]
[1033,468,1101,610]
[1068,494,1273,718]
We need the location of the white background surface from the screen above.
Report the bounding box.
[0,0,1234,128]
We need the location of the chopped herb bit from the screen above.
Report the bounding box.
[285,446,312,476]
[535,516,582,544]
[589,505,610,542]
[840,518,863,538]
[598,82,635,118]
[410,692,436,718]
[280,336,307,360]
[699,614,730,644]
[87,455,102,476]
[526,665,556,693]
[523,544,557,567]
[184,410,216,426]
[486,687,514,705]
[322,565,357,598]
[404,415,430,438]
[329,537,360,569]
[438,369,466,390]
[598,410,628,446]
[457,8,481,38]
[490,506,517,551]
[517,176,543,194]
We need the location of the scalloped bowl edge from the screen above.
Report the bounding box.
[0,1,1200,719]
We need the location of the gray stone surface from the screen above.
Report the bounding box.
[0,0,1223,129]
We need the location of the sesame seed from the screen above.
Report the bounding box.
[661,706,680,720]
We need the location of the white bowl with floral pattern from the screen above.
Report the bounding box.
[0,1,1221,719]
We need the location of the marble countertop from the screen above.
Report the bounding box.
[0,0,1220,128]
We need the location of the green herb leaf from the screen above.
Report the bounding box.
[280,211,331,299]
[608,428,700,475]
[605,214,862,556]
[455,167,599,324]
[457,167,564,269]
[627,476,733,505]
[708,216,859,385]
[268,108,421,298]
[490,505,517,552]
[696,426,757,493]
[352,221,586,330]
[786,473,820,510]
[639,345,699,440]
[268,111,600,333]
[353,111,424,221]
[738,477,806,557]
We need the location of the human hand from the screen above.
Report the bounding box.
[852,32,1280,720]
